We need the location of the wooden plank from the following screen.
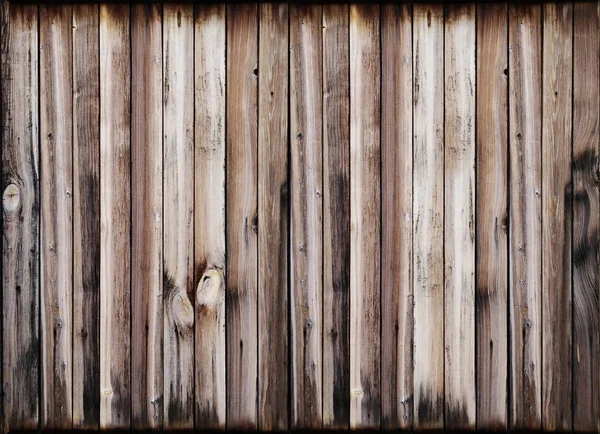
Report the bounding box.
[99,4,131,428]
[163,4,195,429]
[541,3,572,431]
[475,3,508,430]
[259,3,289,431]
[573,2,600,431]
[39,5,73,429]
[226,3,258,429]
[290,3,322,429]
[443,4,475,430]
[322,4,350,429]
[131,4,163,430]
[381,3,412,430]
[412,4,444,430]
[1,2,40,431]
[194,3,226,430]
[508,4,542,430]
[349,4,380,429]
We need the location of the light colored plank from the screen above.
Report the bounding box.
[443,4,475,430]
[131,3,163,429]
[412,4,444,430]
[508,4,542,430]
[475,3,508,430]
[194,3,226,430]
[226,3,258,429]
[349,4,380,429]
[99,4,131,428]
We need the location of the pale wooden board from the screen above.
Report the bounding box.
[475,3,508,430]
[131,3,163,430]
[349,3,380,429]
[443,3,475,430]
[381,3,413,430]
[194,3,226,429]
[412,4,444,430]
[290,3,322,429]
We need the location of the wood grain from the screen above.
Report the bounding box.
[72,3,100,429]
[322,4,350,429]
[508,4,542,430]
[194,3,226,430]
[131,4,163,430]
[475,3,508,430]
[1,2,40,431]
[381,3,412,430]
[349,4,380,429]
[226,3,258,430]
[412,4,444,430]
[290,3,322,429]
[573,2,600,431]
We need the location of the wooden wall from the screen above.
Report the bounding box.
[1,1,599,432]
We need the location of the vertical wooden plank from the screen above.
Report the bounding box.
[322,4,350,429]
[39,5,73,430]
[259,3,289,431]
[444,4,475,430]
[194,3,226,430]
[475,3,508,430]
[412,4,444,430]
[381,3,412,430]
[573,2,600,431]
[226,3,258,429]
[131,4,163,430]
[1,2,39,431]
[541,3,572,431]
[508,4,542,430]
[349,4,380,429]
[163,4,194,429]
[99,4,131,429]
[290,3,322,429]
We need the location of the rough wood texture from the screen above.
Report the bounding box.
[349,4,380,429]
[381,3,412,430]
[322,4,350,429]
[131,4,163,430]
[226,3,258,430]
[194,3,226,430]
[573,2,600,431]
[39,5,73,429]
[508,4,542,430]
[1,2,40,431]
[290,3,322,430]
[541,3,572,431]
[412,4,444,430]
[475,3,508,430]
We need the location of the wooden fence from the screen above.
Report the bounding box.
[2,1,599,432]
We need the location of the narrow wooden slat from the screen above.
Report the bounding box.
[412,4,444,430]
[322,4,350,429]
[444,4,475,430]
[131,4,163,430]
[475,3,508,430]
[226,3,258,429]
[72,3,100,429]
[290,3,322,429]
[259,3,289,431]
[381,3,412,430]
[349,4,380,429]
[541,3,572,431]
[194,3,226,429]
[573,2,600,431]
[1,2,40,431]
[99,4,131,428]
[508,4,542,430]
[163,4,194,429]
